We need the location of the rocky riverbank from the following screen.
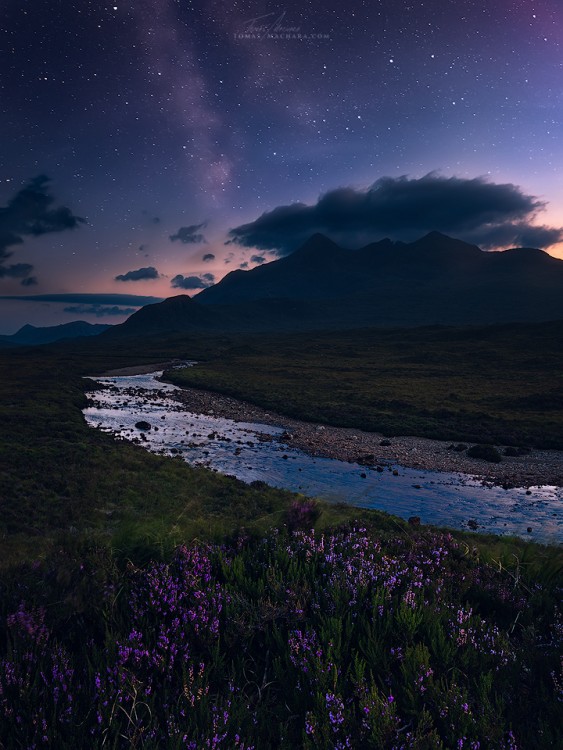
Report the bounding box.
[162,378,563,490]
[101,361,190,377]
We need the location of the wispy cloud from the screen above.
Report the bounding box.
[170,223,208,244]
[63,304,138,317]
[0,293,163,305]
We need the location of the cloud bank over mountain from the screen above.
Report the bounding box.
[227,174,563,255]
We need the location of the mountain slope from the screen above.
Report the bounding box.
[106,232,563,336]
[101,294,228,338]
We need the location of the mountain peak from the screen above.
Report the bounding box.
[408,231,482,257]
[290,233,341,255]
[420,230,453,241]
[283,233,344,266]
[15,324,37,334]
[110,231,563,335]
[301,232,337,246]
[413,231,474,246]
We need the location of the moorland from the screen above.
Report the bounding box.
[0,322,561,748]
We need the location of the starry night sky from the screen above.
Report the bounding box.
[0,0,562,333]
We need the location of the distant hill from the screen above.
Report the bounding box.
[0,321,111,347]
[103,232,563,337]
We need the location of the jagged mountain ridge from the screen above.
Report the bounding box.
[197,231,562,304]
[104,232,563,337]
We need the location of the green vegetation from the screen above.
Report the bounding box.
[166,321,563,448]
[0,332,399,564]
[0,339,312,564]
[0,324,561,747]
[0,521,561,748]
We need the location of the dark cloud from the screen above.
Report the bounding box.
[115,266,160,282]
[250,254,266,264]
[239,262,249,269]
[0,175,86,283]
[0,293,163,306]
[226,174,563,254]
[169,222,207,244]
[0,262,35,279]
[21,276,38,287]
[463,222,563,250]
[63,304,137,317]
[171,272,215,290]
[202,253,215,262]
[0,233,23,257]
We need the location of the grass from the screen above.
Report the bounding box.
[165,321,563,448]
[0,333,395,565]
[0,325,561,747]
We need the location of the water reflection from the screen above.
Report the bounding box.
[83,372,562,544]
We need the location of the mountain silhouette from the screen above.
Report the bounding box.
[0,320,111,347]
[105,232,563,337]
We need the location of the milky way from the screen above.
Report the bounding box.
[1,0,562,331]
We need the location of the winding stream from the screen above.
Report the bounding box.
[83,372,562,544]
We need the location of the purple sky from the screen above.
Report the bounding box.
[1,0,562,333]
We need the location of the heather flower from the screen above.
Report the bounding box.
[0,526,558,748]
[326,691,345,730]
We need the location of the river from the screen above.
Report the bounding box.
[83,371,562,544]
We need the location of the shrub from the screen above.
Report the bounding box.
[285,497,321,530]
[0,528,560,748]
[466,444,502,463]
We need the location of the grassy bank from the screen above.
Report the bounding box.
[165,321,563,449]
[0,336,395,566]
